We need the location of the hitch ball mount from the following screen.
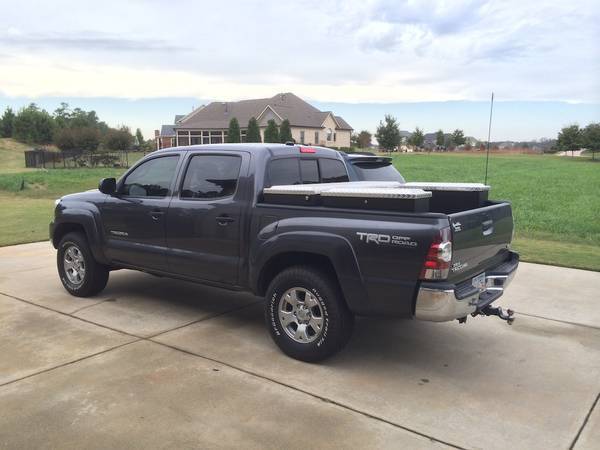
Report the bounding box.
[458,306,515,325]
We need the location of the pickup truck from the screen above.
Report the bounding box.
[50,143,519,361]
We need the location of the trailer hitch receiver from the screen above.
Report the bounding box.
[472,305,515,325]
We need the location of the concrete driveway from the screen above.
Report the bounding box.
[0,242,598,450]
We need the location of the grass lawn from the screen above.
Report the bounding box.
[1,138,599,271]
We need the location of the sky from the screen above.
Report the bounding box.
[0,0,598,141]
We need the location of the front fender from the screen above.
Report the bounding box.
[52,205,108,264]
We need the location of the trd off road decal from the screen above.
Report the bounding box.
[356,232,417,248]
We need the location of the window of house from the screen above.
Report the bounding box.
[319,158,349,183]
[210,130,223,144]
[241,130,247,143]
[314,131,319,144]
[190,137,201,145]
[300,130,305,144]
[121,156,179,198]
[326,128,333,141]
[181,155,242,199]
[300,159,319,184]
[334,133,337,142]
[177,131,189,146]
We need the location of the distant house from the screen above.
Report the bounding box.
[155,93,353,150]
[155,115,185,150]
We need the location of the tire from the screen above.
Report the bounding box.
[57,232,109,297]
[265,265,354,362]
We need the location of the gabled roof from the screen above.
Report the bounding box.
[160,124,176,136]
[175,93,353,130]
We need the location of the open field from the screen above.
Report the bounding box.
[1,139,599,270]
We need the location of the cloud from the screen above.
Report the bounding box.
[0,0,597,102]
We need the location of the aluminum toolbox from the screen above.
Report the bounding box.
[262,181,402,206]
[404,182,490,213]
[320,187,431,212]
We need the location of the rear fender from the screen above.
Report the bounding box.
[52,207,108,265]
[251,231,368,312]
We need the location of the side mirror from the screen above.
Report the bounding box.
[98,178,117,195]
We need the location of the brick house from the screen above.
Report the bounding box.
[155,93,353,150]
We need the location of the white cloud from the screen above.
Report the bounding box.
[0,0,598,102]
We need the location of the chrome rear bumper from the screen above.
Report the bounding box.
[415,252,519,322]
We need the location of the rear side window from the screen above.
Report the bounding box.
[319,159,349,183]
[121,155,179,198]
[269,158,301,186]
[300,159,319,184]
[181,154,242,199]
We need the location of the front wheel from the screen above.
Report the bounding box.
[57,232,109,297]
[265,266,354,362]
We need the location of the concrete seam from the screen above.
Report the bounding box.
[146,300,263,339]
[515,311,600,331]
[69,298,115,314]
[0,339,141,388]
[148,339,467,450]
[569,391,600,450]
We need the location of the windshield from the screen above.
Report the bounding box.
[351,161,405,182]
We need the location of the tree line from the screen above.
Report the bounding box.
[225,117,293,143]
[351,114,468,151]
[0,103,151,154]
[557,123,600,159]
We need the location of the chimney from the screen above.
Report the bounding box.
[154,130,159,137]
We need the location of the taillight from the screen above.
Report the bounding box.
[299,146,316,153]
[420,227,452,280]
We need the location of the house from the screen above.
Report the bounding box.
[155,115,185,150]
[155,93,353,150]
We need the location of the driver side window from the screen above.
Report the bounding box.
[121,156,179,198]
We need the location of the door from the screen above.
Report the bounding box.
[166,152,247,284]
[101,154,180,271]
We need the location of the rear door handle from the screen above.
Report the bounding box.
[149,209,165,221]
[216,215,235,226]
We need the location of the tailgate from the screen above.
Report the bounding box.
[447,201,514,282]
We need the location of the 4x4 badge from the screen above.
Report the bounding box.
[452,222,462,232]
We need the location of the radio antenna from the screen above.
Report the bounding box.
[484,92,494,185]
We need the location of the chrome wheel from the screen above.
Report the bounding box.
[278,287,324,343]
[63,244,86,285]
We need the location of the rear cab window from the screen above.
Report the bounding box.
[267,156,349,186]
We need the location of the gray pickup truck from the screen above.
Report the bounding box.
[50,144,518,361]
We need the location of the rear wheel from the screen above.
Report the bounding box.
[265,266,354,362]
[57,232,109,297]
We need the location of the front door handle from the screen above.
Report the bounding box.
[216,215,235,226]
[149,209,165,221]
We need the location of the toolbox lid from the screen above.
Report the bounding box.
[263,181,402,196]
[404,182,490,192]
[320,187,432,199]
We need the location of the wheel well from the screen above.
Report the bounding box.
[257,252,341,297]
[52,223,86,248]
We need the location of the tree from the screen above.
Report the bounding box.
[375,114,401,151]
[246,117,261,143]
[54,127,100,154]
[557,124,583,157]
[227,118,241,143]
[451,129,466,147]
[263,119,280,143]
[279,119,293,143]
[13,104,54,144]
[583,122,600,160]
[1,107,15,138]
[104,127,133,151]
[135,128,144,147]
[435,129,445,147]
[357,130,372,148]
[408,127,425,149]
